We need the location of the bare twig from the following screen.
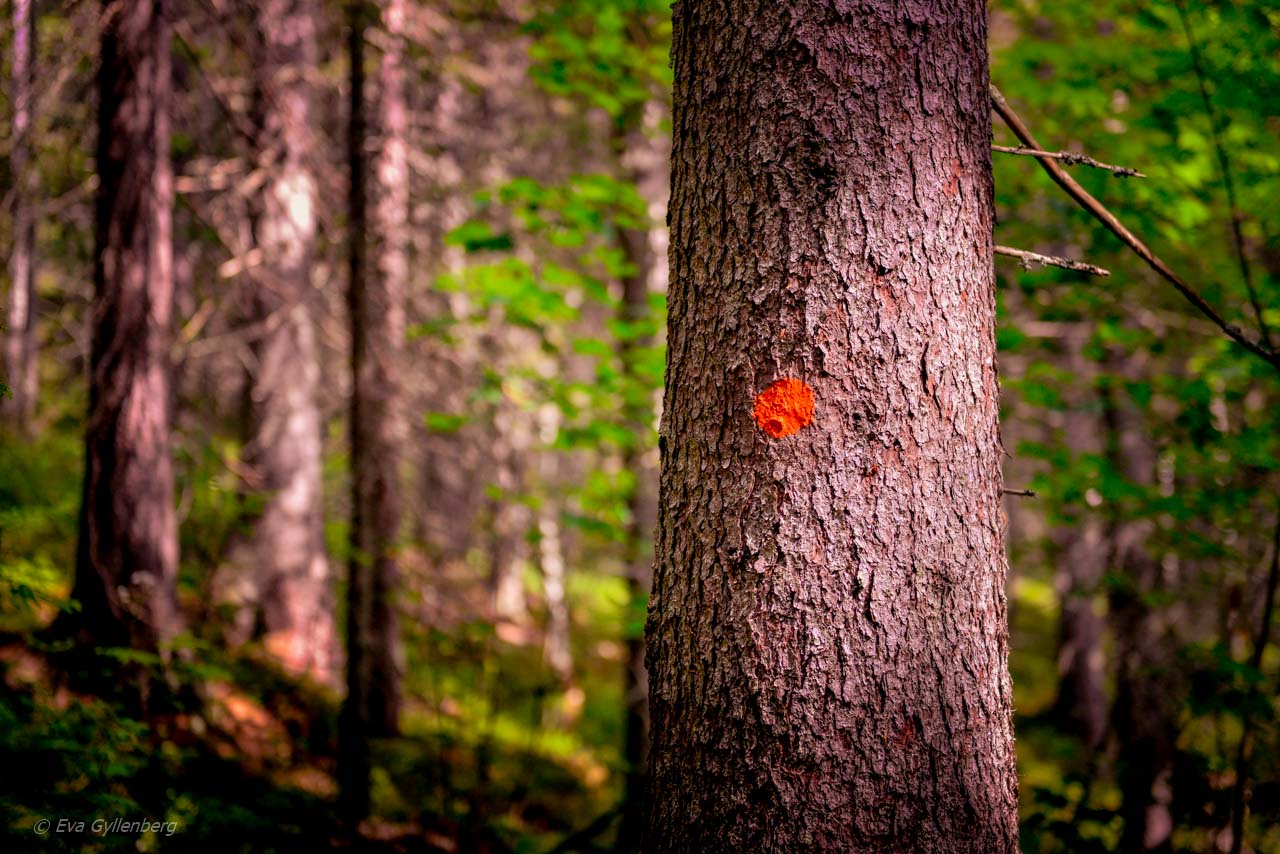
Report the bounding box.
[1002,488,1037,498]
[1174,0,1272,349]
[993,144,1146,178]
[995,245,1110,277]
[991,85,1280,371]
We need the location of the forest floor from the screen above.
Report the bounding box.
[0,561,624,853]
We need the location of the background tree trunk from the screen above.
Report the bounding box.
[222,0,336,682]
[4,0,37,430]
[1105,368,1176,853]
[359,0,408,736]
[67,0,179,653]
[340,0,407,824]
[340,0,372,825]
[613,116,660,854]
[1050,326,1108,750]
[488,448,530,623]
[536,404,578,723]
[645,1,1019,850]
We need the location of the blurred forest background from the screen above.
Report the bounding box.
[1,0,1279,851]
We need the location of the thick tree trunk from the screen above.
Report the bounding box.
[67,0,180,652]
[645,2,1019,850]
[223,0,336,682]
[4,0,37,429]
[340,0,406,824]
[1051,327,1108,750]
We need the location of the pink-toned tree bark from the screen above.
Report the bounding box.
[4,0,38,429]
[645,1,1019,849]
[68,0,181,654]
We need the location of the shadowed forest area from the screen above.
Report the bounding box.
[1,0,1279,851]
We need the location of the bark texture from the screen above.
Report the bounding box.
[223,0,336,681]
[645,1,1019,850]
[68,0,179,651]
[4,0,37,429]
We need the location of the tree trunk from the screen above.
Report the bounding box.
[488,440,530,623]
[1050,327,1108,750]
[613,118,660,854]
[4,0,37,430]
[535,405,577,715]
[539,498,573,684]
[224,0,336,682]
[645,2,1019,850]
[363,0,408,736]
[1104,372,1175,853]
[66,0,179,653]
[340,0,406,824]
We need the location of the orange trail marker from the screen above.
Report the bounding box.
[753,378,814,439]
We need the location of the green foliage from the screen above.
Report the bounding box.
[524,0,672,122]
[0,692,150,850]
[0,432,81,630]
[993,0,1280,846]
[442,170,663,548]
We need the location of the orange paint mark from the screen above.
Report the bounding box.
[753,378,815,439]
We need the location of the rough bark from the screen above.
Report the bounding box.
[340,0,406,824]
[4,0,37,429]
[66,0,180,653]
[645,2,1019,850]
[1050,327,1108,750]
[219,0,336,682]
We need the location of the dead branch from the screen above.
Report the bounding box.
[993,144,1145,178]
[995,245,1110,277]
[991,84,1280,371]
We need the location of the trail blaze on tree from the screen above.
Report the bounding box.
[753,377,815,438]
[646,0,1019,850]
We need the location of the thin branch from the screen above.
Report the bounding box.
[993,144,1146,178]
[1002,488,1038,498]
[1174,0,1272,348]
[991,84,1280,371]
[995,245,1110,277]
[1228,509,1280,854]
